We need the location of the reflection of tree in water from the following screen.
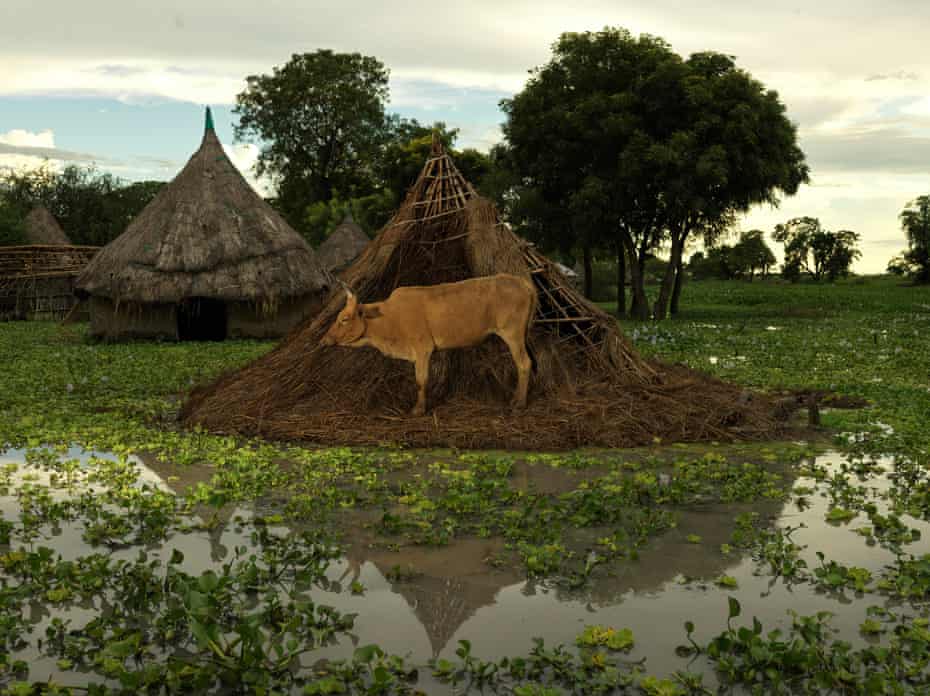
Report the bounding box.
[552,482,797,607]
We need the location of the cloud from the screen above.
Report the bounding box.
[866,71,919,82]
[801,124,930,174]
[0,128,55,149]
[0,128,112,172]
[89,64,148,78]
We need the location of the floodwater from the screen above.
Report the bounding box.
[1,446,927,690]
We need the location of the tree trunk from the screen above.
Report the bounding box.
[653,232,683,320]
[670,253,685,316]
[616,242,626,317]
[623,233,650,320]
[582,242,594,299]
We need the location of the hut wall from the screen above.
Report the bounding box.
[88,297,177,340]
[0,277,78,321]
[227,295,322,339]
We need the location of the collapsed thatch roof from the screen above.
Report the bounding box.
[75,108,331,305]
[316,213,370,272]
[182,136,787,450]
[24,206,71,245]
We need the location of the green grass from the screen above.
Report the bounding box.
[610,276,930,461]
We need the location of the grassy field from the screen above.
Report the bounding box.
[1,276,929,693]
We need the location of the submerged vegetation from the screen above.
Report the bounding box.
[1,276,929,693]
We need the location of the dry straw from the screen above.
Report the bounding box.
[183,135,789,449]
[24,206,72,245]
[316,212,371,273]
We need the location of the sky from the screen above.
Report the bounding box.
[2,1,929,273]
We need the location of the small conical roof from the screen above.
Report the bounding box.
[400,135,477,223]
[76,107,330,304]
[316,213,370,272]
[24,206,71,245]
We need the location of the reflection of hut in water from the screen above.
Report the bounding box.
[316,213,370,274]
[74,107,332,341]
[340,465,797,654]
[343,539,520,657]
[0,207,98,320]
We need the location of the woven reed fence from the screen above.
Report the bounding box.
[0,245,99,320]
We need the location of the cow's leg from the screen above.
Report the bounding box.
[411,351,432,416]
[500,331,532,409]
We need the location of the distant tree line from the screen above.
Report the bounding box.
[0,164,164,246]
[689,230,776,281]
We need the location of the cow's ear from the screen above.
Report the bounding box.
[361,305,382,319]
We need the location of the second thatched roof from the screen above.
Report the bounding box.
[316,213,370,273]
[24,206,71,245]
[75,108,331,306]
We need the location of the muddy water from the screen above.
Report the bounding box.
[2,446,927,688]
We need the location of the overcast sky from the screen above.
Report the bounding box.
[2,0,929,272]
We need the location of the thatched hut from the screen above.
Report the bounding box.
[182,136,788,449]
[0,207,95,321]
[75,108,332,341]
[24,206,71,245]
[316,212,370,273]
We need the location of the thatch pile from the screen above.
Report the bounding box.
[24,206,71,245]
[182,137,788,449]
[75,107,332,340]
[316,212,370,273]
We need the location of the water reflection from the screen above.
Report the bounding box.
[2,445,926,681]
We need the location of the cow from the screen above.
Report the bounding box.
[320,274,537,416]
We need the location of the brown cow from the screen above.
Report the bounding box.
[320,274,536,416]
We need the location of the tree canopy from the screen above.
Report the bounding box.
[887,195,930,284]
[298,123,494,246]
[234,50,392,229]
[501,27,808,318]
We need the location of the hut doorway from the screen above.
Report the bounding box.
[177,297,227,341]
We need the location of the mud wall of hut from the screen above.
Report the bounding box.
[86,294,322,340]
[88,297,178,340]
[227,295,322,339]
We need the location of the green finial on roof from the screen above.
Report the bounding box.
[205,106,215,133]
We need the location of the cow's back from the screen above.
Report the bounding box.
[390,275,534,350]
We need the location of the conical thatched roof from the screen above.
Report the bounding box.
[75,108,330,305]
[24,206,71,245]
[182,137,787,449]
[316,213,370,273]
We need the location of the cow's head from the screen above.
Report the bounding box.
[320,290,377,346]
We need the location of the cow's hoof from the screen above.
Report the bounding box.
[411,407,426,417]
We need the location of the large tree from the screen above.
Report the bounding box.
[772,216,861,282]
[502,28,807,319]
[234,50,391,231]
[889,195,930,283]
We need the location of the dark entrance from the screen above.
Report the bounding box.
[177,297,227,341]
